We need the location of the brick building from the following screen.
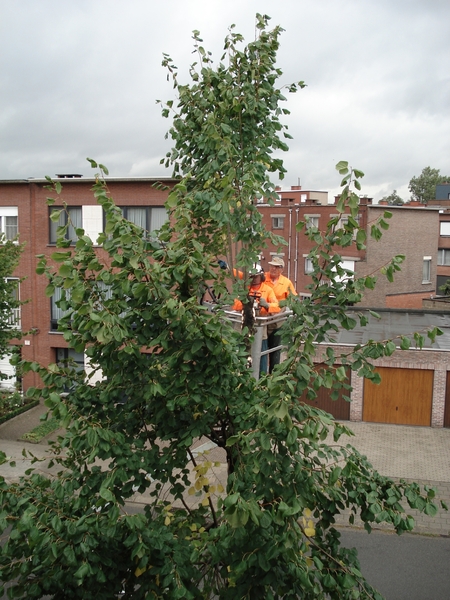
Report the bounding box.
[311,309,450,428]
[257,185,439,307]
[432,186,450,292]
[0,176,445,394]
[0,176,176,391]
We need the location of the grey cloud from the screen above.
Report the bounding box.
[1,0,449,200]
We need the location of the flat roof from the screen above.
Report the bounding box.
[0,176,179,184]
[332,308,450,350]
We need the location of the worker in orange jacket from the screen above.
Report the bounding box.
[264,256,297,373]
[231,267,279,374]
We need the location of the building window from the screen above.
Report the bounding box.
[50,287,70,331]
[4,278,20,329]
[56,348,84,370]
[49,207,82,243]
[305,258,314,274]
[336,214,360,239]
[56,348,85,391]
[0,207,18,240]
[440,222,450,236]
[437,249,450,266]
[305,216,319,230]
[422,257,432,283]
[335,260,355,282]
[271,216,285,230]
[121,206,167,233]
[51,283,112,331]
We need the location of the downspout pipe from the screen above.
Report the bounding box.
[288,208,293,281]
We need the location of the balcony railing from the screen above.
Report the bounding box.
[6,308,21,329]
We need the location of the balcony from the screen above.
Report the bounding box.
[6,307,21,329]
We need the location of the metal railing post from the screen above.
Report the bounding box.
[250,325,264,380]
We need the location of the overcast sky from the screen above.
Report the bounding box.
[1,0,449,201]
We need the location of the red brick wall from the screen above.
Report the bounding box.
[0,178,176,390]
[356,206,439,307]
[385,292,432,309]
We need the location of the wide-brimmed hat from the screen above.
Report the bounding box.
[268,256,285,268]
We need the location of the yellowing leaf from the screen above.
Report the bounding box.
[304,520,315,537]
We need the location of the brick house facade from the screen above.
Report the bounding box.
[0,177,446,406]
[0,176,176,392]
[258,186,439,308]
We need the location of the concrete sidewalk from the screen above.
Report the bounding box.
[1,402,449,535]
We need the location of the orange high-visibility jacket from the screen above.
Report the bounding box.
[264,273,297,302]
[232,282,280,316]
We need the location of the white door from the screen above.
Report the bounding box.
[0,349,16,389]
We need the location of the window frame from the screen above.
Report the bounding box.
[4,277,20,328]
[422,257,432,284]
[49,206,82,244]
[120,206,168,234]
[437,249,450,266]
[305,215,319,230]
[271,216,285,230]
[440,222,450,236]
[304,257,314,274]
[0,207,19,240]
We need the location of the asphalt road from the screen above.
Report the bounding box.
[2,528,449,599]
[339,528,450,600]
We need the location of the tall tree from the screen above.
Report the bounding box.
[0,16,445,599]
[408,166,449,204]
[0,236,23,383]
[380,189,404,205]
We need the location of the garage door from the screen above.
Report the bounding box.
[363,367,433,426]
[300,367,351,420]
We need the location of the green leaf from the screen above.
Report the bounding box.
[385,341,396,356]
[45,284,55,297]
[99,488,115,503]
[336,160,349,174]
[50,209,63,222]
[400,336,411,350]
[51,251,72,262]
[87,157,98,168]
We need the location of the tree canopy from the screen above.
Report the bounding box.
[380,189,404,205]
[0,15,445,599]
[408,166,449,204]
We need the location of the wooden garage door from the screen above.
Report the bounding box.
[300,367,351,420]
[363,367,433,426]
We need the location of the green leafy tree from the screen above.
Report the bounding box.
[380,189,404,205]
[0,235,24,383]
[408,166,449,205]
[0,16,445,599]
[439,279,450,296]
